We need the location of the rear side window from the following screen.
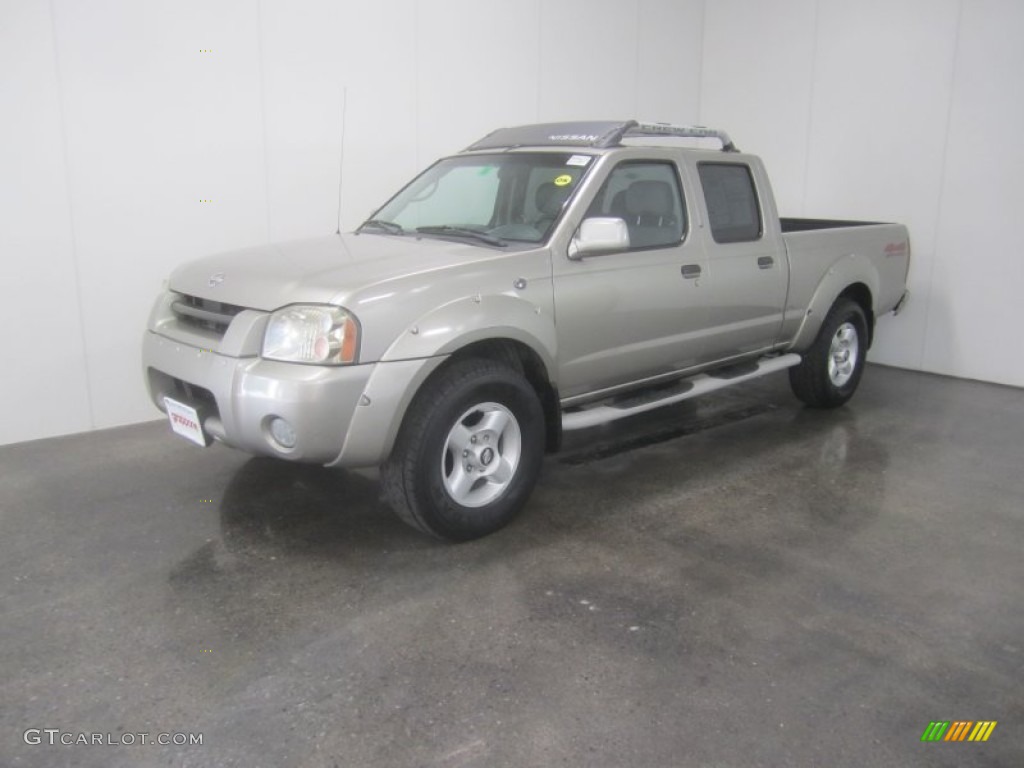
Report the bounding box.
[698,163,762,243]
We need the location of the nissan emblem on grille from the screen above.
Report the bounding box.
[208,272,225,287]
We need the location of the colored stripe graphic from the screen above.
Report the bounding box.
[921,721,997,742]
[969,722,997,742]
[944,721,972,741]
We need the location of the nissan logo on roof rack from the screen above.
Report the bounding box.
[466,120,738,153]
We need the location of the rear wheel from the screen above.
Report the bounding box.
[789,298,868,408]
[381,358,545,541]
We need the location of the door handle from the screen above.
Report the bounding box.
[757,256,775,269]
[681,264,702,279]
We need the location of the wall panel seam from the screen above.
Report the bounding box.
[919,0,965,372]
[256,0,273,242]
[47,0,96,430]
[695,0,706,121]
[799,0,821,217]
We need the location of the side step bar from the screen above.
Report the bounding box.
[561,354,802,431]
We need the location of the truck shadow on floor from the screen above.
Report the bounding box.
[212,460,423,557]
[529,383,890,548]
[199,379,886,561]
[163,389,889,664]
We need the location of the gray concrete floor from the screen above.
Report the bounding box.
[1,364,1022,768]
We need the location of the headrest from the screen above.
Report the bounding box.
[626,180,673,217]
[535,182,571,216]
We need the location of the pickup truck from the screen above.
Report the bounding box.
[143,120,910,540]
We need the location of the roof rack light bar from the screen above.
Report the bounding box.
[603,121,737,152]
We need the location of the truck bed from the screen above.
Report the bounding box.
[780,220,911,332]
[780,217,886,233]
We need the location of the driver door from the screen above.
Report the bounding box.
[552,160,709,399]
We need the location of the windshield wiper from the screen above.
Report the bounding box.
[416,225,507,248]
[358,219,406,235]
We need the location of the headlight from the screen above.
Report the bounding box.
[262,305,359,365]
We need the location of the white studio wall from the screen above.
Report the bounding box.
[0,0,705,446]
[3,0,1021,447]
[1,0,94,442]
[701,0,1024,389]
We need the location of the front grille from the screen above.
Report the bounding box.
[170,293,246,336]
[148,368,221,421]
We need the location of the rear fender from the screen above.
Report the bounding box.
[789,254,879,351]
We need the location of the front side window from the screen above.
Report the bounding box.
[698,163,763,243]
[585,161,686,249]
[364,153,594,245]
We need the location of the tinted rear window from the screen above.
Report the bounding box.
[698,163,762,243]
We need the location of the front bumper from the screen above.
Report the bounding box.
[143,330,442,467]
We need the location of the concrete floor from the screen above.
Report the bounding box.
[1,364,1022,767]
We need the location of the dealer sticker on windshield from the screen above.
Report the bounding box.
[566,154,591,167]
[164,397,208,447]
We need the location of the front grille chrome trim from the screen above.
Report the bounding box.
[170,293,246,335]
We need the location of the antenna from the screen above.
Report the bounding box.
[335,86,348,234]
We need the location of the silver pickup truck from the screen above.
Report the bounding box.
[143,120,910,540]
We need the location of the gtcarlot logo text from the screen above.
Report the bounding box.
[24,728,203,746]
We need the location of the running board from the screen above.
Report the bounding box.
[561,354,802,431]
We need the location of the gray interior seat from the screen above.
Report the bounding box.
[610,189,629,219]
[534,182,571,233]
[623,180,679,247]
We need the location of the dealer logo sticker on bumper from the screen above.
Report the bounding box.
[164,397,209,447]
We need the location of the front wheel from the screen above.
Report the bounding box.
[381,358,545,541]
[789,298,868,408]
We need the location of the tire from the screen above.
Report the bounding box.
[380,358,545,541]
[789,298,868,408]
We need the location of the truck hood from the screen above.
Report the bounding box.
[167,233,507,311]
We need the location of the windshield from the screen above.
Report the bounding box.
[362,152,595,245]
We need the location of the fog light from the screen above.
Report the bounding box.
[269,417,296,449]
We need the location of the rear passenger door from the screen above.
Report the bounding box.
[552,159,709,399]
[695,161,788,362]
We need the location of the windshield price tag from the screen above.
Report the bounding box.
[566,154,591,167]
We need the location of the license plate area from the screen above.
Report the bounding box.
[164,396,211,447]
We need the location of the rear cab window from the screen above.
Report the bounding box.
[697,163,763,243]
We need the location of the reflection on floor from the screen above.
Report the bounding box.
[2,365,1022,767]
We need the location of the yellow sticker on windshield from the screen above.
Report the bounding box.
[553,174,573,187]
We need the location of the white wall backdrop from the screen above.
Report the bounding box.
[1,0,1021,446]
[701,0,1024,389]
[0,0,704,445]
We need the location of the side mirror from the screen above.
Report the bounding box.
[568,217,630,259]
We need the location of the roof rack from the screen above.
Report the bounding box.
[465,120,738,153]
[622,122,737,152]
